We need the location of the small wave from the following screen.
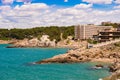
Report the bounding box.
[98,78,103,80]
[24,62,37,66]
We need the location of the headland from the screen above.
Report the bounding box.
[35,41,120,80]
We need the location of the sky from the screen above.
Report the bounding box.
[0,0,120,28]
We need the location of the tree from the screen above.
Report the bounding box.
[0,26,74,42]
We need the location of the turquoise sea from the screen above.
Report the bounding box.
[0,44,110,80]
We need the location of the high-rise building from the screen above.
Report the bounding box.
[75,24,112,40]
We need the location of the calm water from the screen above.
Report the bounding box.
[0,44,110,80]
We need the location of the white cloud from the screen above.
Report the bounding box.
[74,3,93,9]
[16,0,31,2]
[14,3,49,10]
[64,0,68,2]
[114,5,120,8]
[114,0,120,4]
[16,0,31,4]
[0,5,11,11]
[0,3,120,28]
[1,0,14,4]
[82,0,113,4]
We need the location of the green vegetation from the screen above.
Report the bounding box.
[114,42,120,47]
[102,23,120,28]
[0,26,74,42]
[87,38,98,44]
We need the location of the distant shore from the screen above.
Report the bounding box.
[0,39,79,49]
[4,37,88,49]
[0,40,10,44]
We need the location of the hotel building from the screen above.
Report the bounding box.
[98,28,120,42]
[75,24,112,40]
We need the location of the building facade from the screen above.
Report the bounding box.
[75,25,112,40]
[98,31,120,42]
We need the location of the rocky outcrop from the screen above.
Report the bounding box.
[36,42,120,80]
[103,62,120,80]
[36,53,90,64]
[103,70,120,80]
[57,40,88,48]
[7,35,56,48]
[36,43,120,64]
[109,62,120,72]
[0,40,10,44]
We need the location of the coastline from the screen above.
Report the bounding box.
[35,42,120,80]
[6,44,75,49]
[0,40,10,44]
[35,46,115,64]
[0,39,120,79]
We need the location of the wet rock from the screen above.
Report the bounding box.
[96,64,104,68]
[103,70,120,80]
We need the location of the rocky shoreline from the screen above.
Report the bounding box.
[6,37,56,48]
[0,40,11,44]
[36,44,118,64]
[35,42,120,80]
[1,39,120,79]
[6,38,88,49]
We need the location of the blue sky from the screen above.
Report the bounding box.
[0,0,118,9]
[0,0,120,28]
[0,0,82,6]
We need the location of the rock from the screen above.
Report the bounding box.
[91,64,104,70]
[96,64,104,68]
[103,70,120,80]
[35,41,120,80]
[0,40,10,44]
[6,36,56,48]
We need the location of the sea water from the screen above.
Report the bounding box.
[0,44,110,80]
